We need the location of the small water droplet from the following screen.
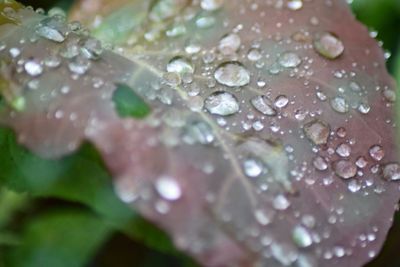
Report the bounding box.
[274,95,289,108]
[36,17,67,43]
[273,194,290,210]
[243,157,264,178]
[247,48,262,61]
[205,91,239,116]
[68,56,91,75]
[333,160,357,179]
[201,0,224,11]
[214,62,250,87]
[303,119,330,145]
[167,56,195,74]
[330,96,349,113]
[250,95,277,116]
[313,156,328,171]
[218,33,241,55]
[183,120,214,145]
[278,52,302,68]
[314,32,344,59]
[155,176,182,201]
[287,0,303,10]
[382,163,400,181]
[369,145,384,161]
[292,225,312,248]
[336,143,351,158]
[24,60,43,77]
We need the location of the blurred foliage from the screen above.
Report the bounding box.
[0,0,399,266]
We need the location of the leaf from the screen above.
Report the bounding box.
[3,209,110,267]
[0,127,177,254]
[1,1,400,267]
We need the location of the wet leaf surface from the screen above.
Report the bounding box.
[0,1,399,266]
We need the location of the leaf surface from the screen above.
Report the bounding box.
[0,1,399,266]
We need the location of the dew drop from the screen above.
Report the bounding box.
[214,62,250,87]
[155,176,182,201]
[333,160,357,179]
[250,95,277,116]
[68,56,91,75]
[36,17,67,43]
[274,95,289,108]
[336,143,351,158]
[243,157,264,178]
[330,96,349,113]
[278,52,302,68]
[303,119,330,145]
[382,163,400,181]
[314,32,344,59]
[205,91,239,116]
[292,225,312,248]
[369,145,384,162]
[201,0,224,11]
[287,0,303,10]
[183,120,215,145]
[167,56,195,74]
[313,156,328,171]
[24,60,43,77]
[218,33,241,55]
[247,48,262,61]
[273,194,290,210]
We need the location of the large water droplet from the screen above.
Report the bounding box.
[250,95,277,116]
[336,143,351,158]
[218,33,241,55]
[333,160,357,179]
[303,119,330,145]
[167,56,195,74]
[205,91,239,116]
[314,32,344,59]
[278,52,302,68]
[214,62,250,87]
[313,156,328,171]
[155,176,182,201]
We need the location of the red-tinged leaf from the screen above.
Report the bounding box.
[1,1,400,267]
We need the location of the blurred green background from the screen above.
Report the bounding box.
[0,0,400,267]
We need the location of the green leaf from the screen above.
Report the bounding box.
[3,210,110,267]
[0,127,175,254]
[113,83,151,118]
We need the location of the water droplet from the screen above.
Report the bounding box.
[314,32,344,59]
[273,194,290,210]
[287,0,303,10]
[292,225,312,248]
[247,48,262,61]
[250,95,277,116]
[336,143,351,158]
[36,17,67,43]
[348,179,361,193]
[243,157,264,178]
[68,56,91,75]
[254,209,273,226]
[24,60,43,77]
[303,119,330,145]
[356,156,368,168]
[358,102,371,114]
[218,33,241,55]
[214,62,250,87]
[183,120,214,145]
[369,145,384,161]
[330,96,349,113]
[81,38,103,60]
[313,156,328,171]
[333,160,357,179]
[155,176,182,201]
[201,0,224,11]
[382,163,400,181]
[205,91,239,116]
[274,95,289,108]
[167,56,194,74]
[278,52,302,68]
[196,16,216,28]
